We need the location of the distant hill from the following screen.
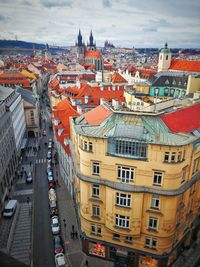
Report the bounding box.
[0,39,68,55]
[0,40,46,50]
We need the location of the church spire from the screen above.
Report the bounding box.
[89,30,94,46]
[77,29,83,47]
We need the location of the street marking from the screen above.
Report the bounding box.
[35,158,47,164]
[14,189,33,196]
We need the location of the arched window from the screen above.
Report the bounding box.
[166,55,168,60]
[160,55,162,60]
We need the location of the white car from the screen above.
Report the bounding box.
[55,253,67,267]
[51,216,60,235]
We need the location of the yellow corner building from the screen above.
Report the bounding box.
[69,103,200,267]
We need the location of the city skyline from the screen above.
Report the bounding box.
[0,0,200,48]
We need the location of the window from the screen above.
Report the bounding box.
[145,237,157,249]
[148,217,158,230]
[82,141,93,152]
[164,88,168,96]
[89,142,93,152]
[166,55,168,60]
[92,205,100,217]
[97,225,102,236]
[91,224,102,235]
[84,141,87,150]
[192,157,200,174]
[170,88,175,96]
[155,88,159,95]
[92,162,100,175]
[117,166,134,183]
[153,172,163,186]
[181,166,187,183]
[91,224,96,234]
[171,152,176,162]
[115,214,130,229]
[113,233,120,240]
[164,152,169,162]
[177,151,182,162]
[151,195,160,209]
[125,236,132,243]
[115,139,147,159]
[92,185,99,197]
[116,192,131,207]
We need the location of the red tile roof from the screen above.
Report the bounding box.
[53,98,79,138]
[84,51,101,58]
[73,82,125,105]
[170,59,200,72]
[111,72,128,83]
[161,102,200,133]
[84,104,112,125]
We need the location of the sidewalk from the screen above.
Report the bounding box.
[55,164,114,267]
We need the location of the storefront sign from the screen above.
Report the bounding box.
[89,243,106,258]
[139,256,158,267]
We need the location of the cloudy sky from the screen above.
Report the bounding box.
[0,0,199,48]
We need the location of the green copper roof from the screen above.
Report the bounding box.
[73,111,197,146]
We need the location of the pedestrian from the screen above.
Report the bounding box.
[30,161,32,166]
[72,231,75,240]
[75,231,78,239]
[72,225,74,232]
[70,231,73,239]
[85,260,88,267]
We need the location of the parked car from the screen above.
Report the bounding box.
[3,200,18,217]
[47,170,53,177]
[48,181,56,188]
[47,162,52,174]
[55,253,67,267]
[47,151,52,160]
[50,207,58,217]
[51,216,60,235]
[53,235,64,254]
[48,188,56,201]
[26,172,33,183]
[49,200,57,209]
[48,142,52,149]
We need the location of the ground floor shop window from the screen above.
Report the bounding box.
[89,242,105,258]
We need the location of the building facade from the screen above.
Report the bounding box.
[0,86,26,155]
[0,101,18,215]
[16,88,40,137]
[69,103,200,267]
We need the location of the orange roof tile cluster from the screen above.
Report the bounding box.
[84,104,112,125]
[110,72,128,83]
[53,98,79,141]
[170,59,200,72]
[83,63,95,70]
[71,82,125,105]
[84,50,101,58]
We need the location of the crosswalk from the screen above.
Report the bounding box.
[35,158,47,164]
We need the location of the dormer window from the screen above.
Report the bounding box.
[165,79,169,85]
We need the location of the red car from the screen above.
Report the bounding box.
[53,235,64,254]
[48,181,56,188]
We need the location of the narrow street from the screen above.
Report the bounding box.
[32,91,55,267]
